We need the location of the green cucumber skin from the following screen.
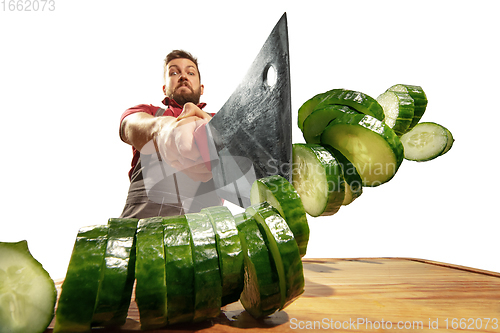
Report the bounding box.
[251,175,309,257]
[315,89,385,122]
[321,113,404,187]
[92,218,139,328]
[292,143,345,217]
[54,225,109,333]
[297,90,332,131]
[234,213,281,318]
[246,203,305,310]
[201,206,244,306]
[388,84,428,130]
[135,217,168,330]
[326,146,363,205]
[163,215,195,325]
[303,105,358,144]
[377,91,414,136]
[185,213,222,323]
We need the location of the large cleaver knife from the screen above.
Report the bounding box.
[194,13,292,208]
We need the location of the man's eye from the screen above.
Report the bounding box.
[170,71,178,76]
[188,72,195,76]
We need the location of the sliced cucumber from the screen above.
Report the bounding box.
[376,90,414,136]
[54,225,109,333]
[250,175,309,257]
[201,206,244,306]
[315,88,385,121]
[246,203,304,310]
[297,90,332,131]
[185,212,222,322]
[441,126,454,155]
[234,212,281,318]
[163,215,195,325]
[302,105,358,143]
[292,143,345,217]
[327,147,363,205]
[387,84,428,129]
[92,218,138,328]
[321,113,404,187]
[134,217,168,330]
[0,241,57,333]
[400,122,450,161]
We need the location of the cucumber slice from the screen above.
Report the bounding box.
[292,143,345,217]
[250,175,309,257]
[234,212,281,318]
[302,105,358,143]
[54,225,109,333]
[185,212,222,322]
[321,113,404,187]
[134,217,168,330]
[163,215,195,325]
[315,88,385,121]
[92,218,138,328]
[400,122,450,161]
[0,240,57,333]
[246,203,304,310]
[387,84,428,129]
[441,126,454,155]
[376,90,415,136]
[327,147,363,205]
[297,90,332,131]
[201,206,244,306]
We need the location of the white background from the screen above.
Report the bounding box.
[1,0,499,280]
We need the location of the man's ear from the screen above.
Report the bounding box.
[200,84,204,96]
[162,85,167,95]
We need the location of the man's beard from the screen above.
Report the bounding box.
[169,85,202,106]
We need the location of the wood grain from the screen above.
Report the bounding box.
[45,258,500,332]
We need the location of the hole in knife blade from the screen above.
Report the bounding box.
[264,64,277,88]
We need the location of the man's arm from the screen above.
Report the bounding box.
[121,112,172,154]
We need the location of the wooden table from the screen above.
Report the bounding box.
[45,258,500,332]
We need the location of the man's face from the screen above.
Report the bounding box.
[163,58,204,106]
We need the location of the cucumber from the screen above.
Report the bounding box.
[185,212,222,322]
[134,217,168,330]
[321,113,404,187]
[327,147,363,205]
[441,126,454,155]
[246,203,304,310]
[54,225,109,333]
[201,206,244,306]
[400,122,450,161]
[387,84,428,129]
[92,218,138,328]
[234,212,281,318]
[163,215,195,325]
[292,143,345,217]
[376,90,414,136]
[315,88,385,121]
[297,90,332,131]
[250,175,309,257]
[302,105,358,143]
[0,241,57,333]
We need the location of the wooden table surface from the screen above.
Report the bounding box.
[45,258,500,332]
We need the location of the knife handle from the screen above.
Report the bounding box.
[193,122,211,171]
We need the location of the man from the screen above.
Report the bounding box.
[118,50,223,219]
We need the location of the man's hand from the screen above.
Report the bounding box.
[156,103,213,182]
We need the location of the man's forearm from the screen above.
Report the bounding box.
[121,112,173,153]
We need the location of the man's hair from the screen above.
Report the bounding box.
[163,50,201,81]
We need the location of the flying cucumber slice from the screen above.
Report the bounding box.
[321,112,404,187]
[250,175,309,257]
[163,215,195,325]
[185,212,222,322]
[134,217,168,330]
[246,202,304,310]
[54,225,109,333]
[234,212,281,318]
[92,218,138,328]
[387,84,428,129]
[201,206,244,306]
[302,105,359,143]
[315,88,385,122]
[297,90,332,131]
[327,147,363,205]
[400,122,451,161]
[441,126,455,155]
[292,143,345,217]
[376,90,415,136]
[0,240,57,333]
